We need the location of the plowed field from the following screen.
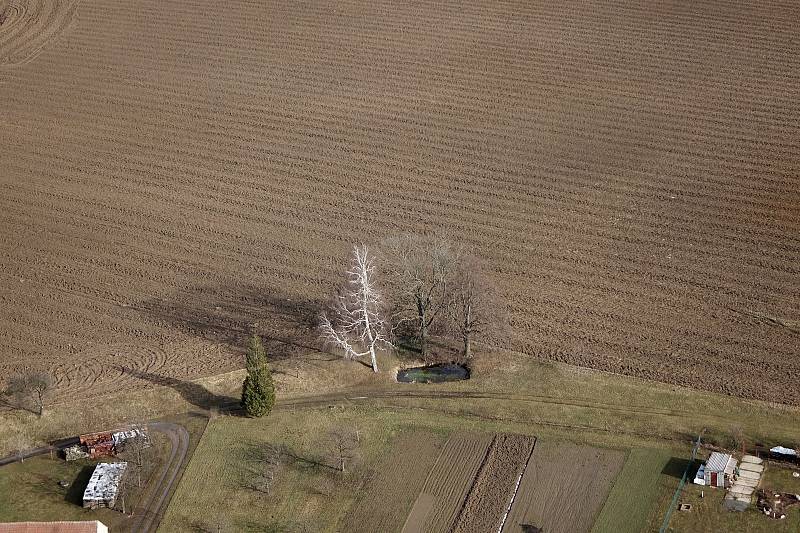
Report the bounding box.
[454,434,536,533]
[343,430,445,533]
[502,440,626,533]
[1,0,799,403]
[404,432,493,533]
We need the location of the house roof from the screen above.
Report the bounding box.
[706,452,737,475]
[0,522,107,533]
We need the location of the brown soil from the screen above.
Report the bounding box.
[502,440,626,533]
[0,1,79,65]
[453,433,536,533]
[1,0,799,404]
[410,432,494,532]
[343,430,445,533]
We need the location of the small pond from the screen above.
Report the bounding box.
[396,364,470,383]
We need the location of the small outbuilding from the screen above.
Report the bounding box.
[704,452,737,488]
[82,462,127,509]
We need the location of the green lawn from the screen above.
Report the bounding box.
[0,412,208,532]
[665,482,800,532]
[158,350,800,532]
[0,454,126,526]
[592,448,679,533]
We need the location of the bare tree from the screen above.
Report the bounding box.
[327,427,360,473]
[447,255,506,360]
[380,234,461,358]
[116,466,137,516]
[8,431,32,463]
[5,369,53,416]
[319,245,391,372]
[118,425,151,487]
[243,443,283,495]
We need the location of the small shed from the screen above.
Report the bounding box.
[704,452,737,488]
[82,462,127,509]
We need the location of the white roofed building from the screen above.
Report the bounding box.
[704,452,737,488]
[82,462,127,509]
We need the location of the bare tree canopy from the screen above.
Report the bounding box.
[447,254,507,360]
[319,245,391,372]
[242,443,283,495]
[5,369,53,416]
[327,427,360,473]
[379,234,461,358]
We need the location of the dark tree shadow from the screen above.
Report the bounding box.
[134,283,335,368]
[662,457,693,479]
[120,366,240,413]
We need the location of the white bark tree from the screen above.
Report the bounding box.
[319,245,390,372]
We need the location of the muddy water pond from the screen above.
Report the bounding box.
[396,364,470,383]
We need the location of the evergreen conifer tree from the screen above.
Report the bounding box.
[241,335,275,417]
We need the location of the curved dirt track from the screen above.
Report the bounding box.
[130,422,190,533]
[0,0,80,65]
[0,0,798,409]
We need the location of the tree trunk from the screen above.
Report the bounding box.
[463,303,472,358]
[369,344,378,373]
[362,296,379,372]
[417,297,427,357]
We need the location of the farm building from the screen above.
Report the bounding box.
[0,521,108,532]
[704,452,737,488]
[79,432,115,459]
[82,462,127,509]
[67,427,149,460]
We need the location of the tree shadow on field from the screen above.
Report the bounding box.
[120,366,240,414]
[135,283,339,371]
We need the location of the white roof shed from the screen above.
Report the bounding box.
[83,462,127,509]
[706,452,737,475]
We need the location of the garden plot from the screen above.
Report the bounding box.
[501,440,626,533]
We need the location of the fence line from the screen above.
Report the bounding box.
[659,433,703,533]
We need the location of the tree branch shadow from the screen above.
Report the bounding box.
[133,283,331,367]
[120,366,240,413]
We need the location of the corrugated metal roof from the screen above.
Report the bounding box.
[706,452,736,474]
[83,462,127,503]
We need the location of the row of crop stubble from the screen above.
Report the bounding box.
[1,0,799,402]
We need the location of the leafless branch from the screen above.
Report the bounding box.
[319,244,391,372]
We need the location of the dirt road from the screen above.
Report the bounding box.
[129,422,190,533]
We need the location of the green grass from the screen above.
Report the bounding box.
[665,482,800,532]
[159,408,410,532]
[0,454,124,526]
[158,350,800,532]
[0,412,208,531]
[761,464,800,494]
[591,448,678,533]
